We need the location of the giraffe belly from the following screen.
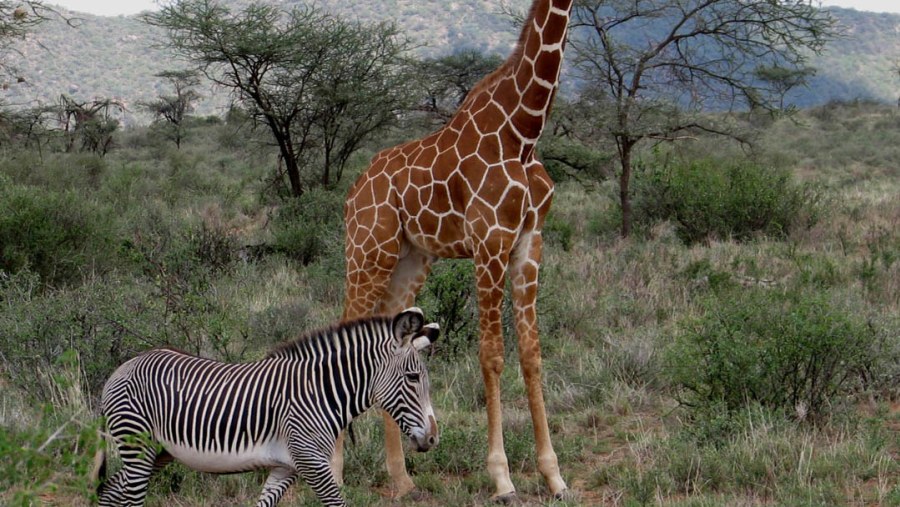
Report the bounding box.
[161,438,294,473]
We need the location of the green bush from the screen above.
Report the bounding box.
[633,158,821,244]
[0,177,117,286]
[417,259,479,359]
[271,189,344,265]
[666,287,880,421]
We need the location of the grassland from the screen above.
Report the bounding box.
[0,101,898,506]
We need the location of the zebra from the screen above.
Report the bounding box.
[93,307,440,507]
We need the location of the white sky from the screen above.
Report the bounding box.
[819,0,900,13]
[46,0,900,17]
[48,0,158,16]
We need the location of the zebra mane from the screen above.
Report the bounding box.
[265,315,394,359]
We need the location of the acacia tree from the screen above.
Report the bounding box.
[569,0,836,236]
[141,70,202,149]
[57,94,124,156]
[417,49,504,121]
[144,0,414,197]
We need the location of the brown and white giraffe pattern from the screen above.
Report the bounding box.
[342,0,573,499]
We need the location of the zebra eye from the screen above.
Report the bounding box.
[405,372,421,383]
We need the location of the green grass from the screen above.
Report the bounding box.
[1,103,899,506]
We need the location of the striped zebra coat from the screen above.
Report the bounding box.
[94,308,439,507]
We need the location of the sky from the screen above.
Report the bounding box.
[48,0,158,17]
[45,0,900,17]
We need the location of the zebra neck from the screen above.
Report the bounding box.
[275,327,392,428]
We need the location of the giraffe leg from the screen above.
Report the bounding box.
[376,246,435,498]
[337,220,401,488]
[330,432,345,487]
[475,243,516,499]
[510,232,567,497]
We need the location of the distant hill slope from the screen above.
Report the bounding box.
[1,2,896,123]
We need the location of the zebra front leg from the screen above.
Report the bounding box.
[255,466,299,507]
[98,442,159,507]
[293,451,346,507]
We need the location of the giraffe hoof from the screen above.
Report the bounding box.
[490,491,521,504]
[383,478,416,499]
[553,488,575,501]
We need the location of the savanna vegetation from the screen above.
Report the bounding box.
[1,98,897,506]
[1,1,899,507]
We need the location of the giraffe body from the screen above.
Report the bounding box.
[342,0,573,498]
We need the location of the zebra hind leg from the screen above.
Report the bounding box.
[97,440,160,507]
[255,466,298,507]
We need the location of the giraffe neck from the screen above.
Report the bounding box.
[504,0,573,146]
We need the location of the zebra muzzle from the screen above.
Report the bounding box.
[417,414,439,452]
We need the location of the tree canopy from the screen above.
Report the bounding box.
[568,0,837,236]
[144,0,416,196]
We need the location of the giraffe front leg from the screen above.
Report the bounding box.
[330,431,345,487]
[511,232,567,497]
[475,246,516,500]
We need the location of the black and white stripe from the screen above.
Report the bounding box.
[96,308,439,507]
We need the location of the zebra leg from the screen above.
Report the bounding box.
[291,441,346,507]
[98,440,159,506]
[255,466,298,507]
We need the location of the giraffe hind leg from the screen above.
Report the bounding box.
[376,246,435,498]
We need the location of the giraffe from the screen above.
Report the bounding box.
[340,0,573,500]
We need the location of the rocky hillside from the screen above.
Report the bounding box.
[1,1,896,122]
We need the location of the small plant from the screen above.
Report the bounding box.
[417,259,479,359]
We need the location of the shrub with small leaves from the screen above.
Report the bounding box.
[271,189,344,265]
[666,287,881,421]
[0,177,117,287]
[633,158,821,244]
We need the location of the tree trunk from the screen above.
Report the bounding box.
[284,154,303,197]
[618,138,634,238]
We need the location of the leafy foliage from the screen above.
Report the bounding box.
[0,177,116,286]
[667,287,882,421]
[632,157,821,244]
[144,1,415,196]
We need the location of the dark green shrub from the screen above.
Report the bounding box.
[271,189,344,265]
[0,178,117,287]
[0,271,158,399]
[417,259,479,359]
[633,158,821,244]
[666,287,880,421]
[543,212,574,252]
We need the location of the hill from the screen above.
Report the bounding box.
[0,2,897,121]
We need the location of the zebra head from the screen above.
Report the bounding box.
[373,307,440,452]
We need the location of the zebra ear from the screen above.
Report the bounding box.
[392,307,425,345]
[411,323,440,351]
